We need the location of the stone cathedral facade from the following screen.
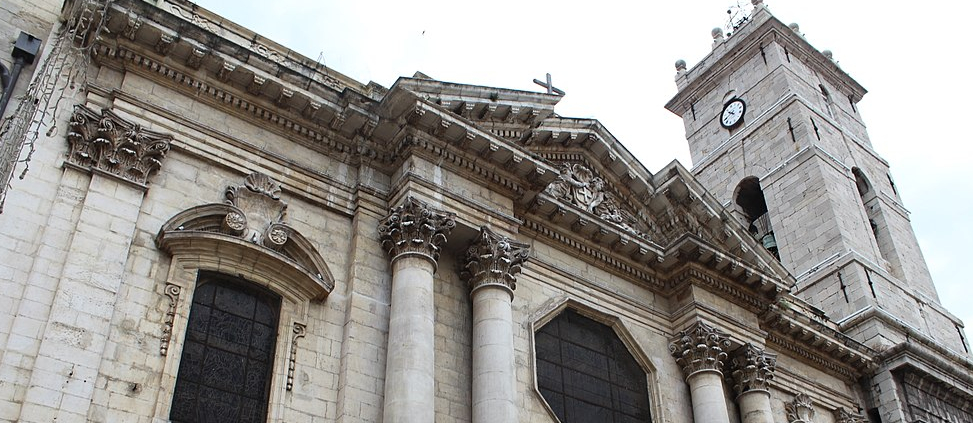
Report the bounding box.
[0,0,970,422]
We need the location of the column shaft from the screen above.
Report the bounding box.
[471,285,517,423]
[687,370,731,423]
[738,390,773,423]
[383,256,436,423]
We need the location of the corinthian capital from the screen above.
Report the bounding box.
[729,343,777,396]
[462,226,530,296]
[668,321,731,378]
[66,104,173,185]
[378,196,456,266]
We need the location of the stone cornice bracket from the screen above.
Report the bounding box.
[461,226,530,298]
[66,104,173,186]
[668,321,732,379]
[378,196,456,269]
[833,408,866,423]
[729,343,777,396]
[785,393,815,423]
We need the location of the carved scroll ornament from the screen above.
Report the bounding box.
[729,343,777,395]
[159,283,181,356]
[378,196,455,265]
[66,105,173,185]
[286,322,307,391]
[668,321,732,378]
[462,226,530,295]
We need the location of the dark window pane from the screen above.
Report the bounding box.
[170,273,281,423]
[535,309,652,423]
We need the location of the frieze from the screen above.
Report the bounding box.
[462,226,530,295]
[378,196,455,265]
[668,321,731,378]
[729,343,776,395]
[66,104,173,185]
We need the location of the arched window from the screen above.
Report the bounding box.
[735,177,779,260]
[535,309,651,423]
[853,167,887,262]
[169,273,281,423]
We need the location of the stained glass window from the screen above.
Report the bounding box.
[535,309,651,423]
[170,273,281,423]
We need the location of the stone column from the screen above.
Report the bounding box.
[669,322,733,423]
[462,226,530,423]
[378,196,455,423]
[730,344,777,423]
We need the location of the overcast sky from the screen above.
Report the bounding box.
[193,0,973,342]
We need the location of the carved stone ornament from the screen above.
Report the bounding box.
[462,226,530,295]
[156,172,335,301]
[833,407,866,423]
[159,283,181,356]
[785,393,815,423]
[224,172,289,246]
[286,322,307,391]
[378,196,456,265]
[729,343,777,396]
[668,321,732,378]
[545,163,644,236]
[66,104,173,185]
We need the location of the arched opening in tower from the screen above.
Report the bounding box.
[735,177,779,260]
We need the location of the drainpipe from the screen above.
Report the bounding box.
[0,32,42,118]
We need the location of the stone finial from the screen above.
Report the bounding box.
[751,0,764,6]
[833,408,866,423]
[788,23,802,36]
[675,59,687,73]
[712,27,725,41]
[668,321,732,378]
[822,50,834,61]
[462,226,530,295]
[729,344,777,396]
[785,393,815,423]
[378,196,456,265]
[66,104,173,186]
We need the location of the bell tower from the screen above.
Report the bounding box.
[666,2,972,422]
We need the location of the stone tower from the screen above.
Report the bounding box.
[666,2,972,422]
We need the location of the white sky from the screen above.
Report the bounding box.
[193,0,973,342]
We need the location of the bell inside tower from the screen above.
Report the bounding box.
[735,177,779,260]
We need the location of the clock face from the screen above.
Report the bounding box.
[721,99,746,129]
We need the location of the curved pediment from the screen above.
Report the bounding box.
[155,173,335,301]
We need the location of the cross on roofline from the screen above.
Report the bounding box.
[533,73,565,96]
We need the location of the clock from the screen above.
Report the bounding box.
[720,98,746,129]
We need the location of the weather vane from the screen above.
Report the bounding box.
[724,0,755,37]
